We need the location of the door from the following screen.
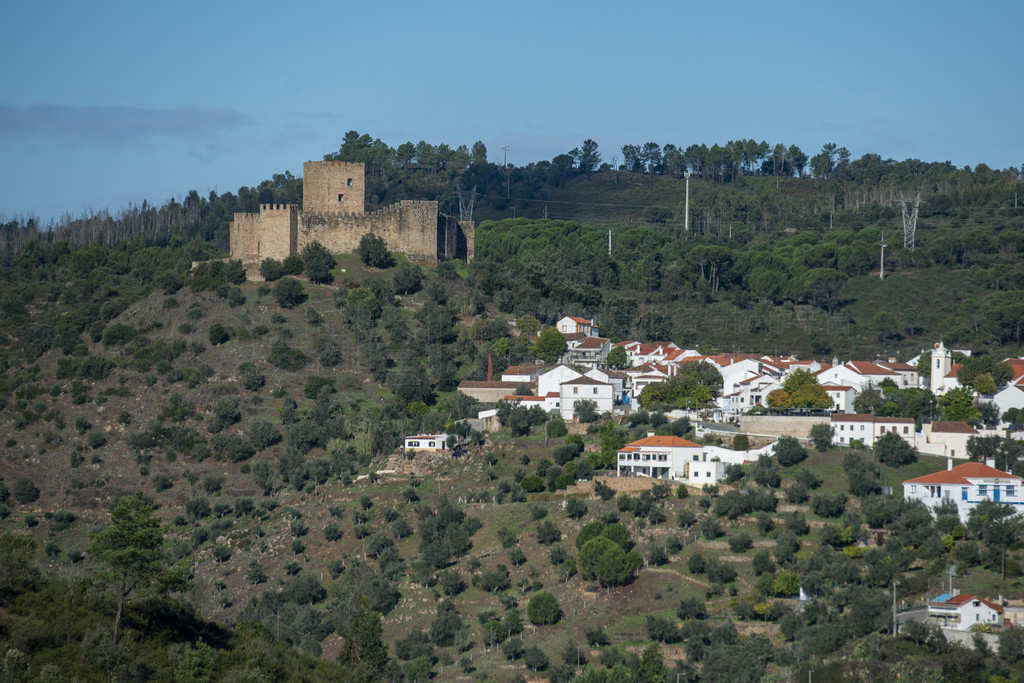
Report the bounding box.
[995,487,1001,502]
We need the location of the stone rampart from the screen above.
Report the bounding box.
[739,415,830,439]
[298,200,440,265]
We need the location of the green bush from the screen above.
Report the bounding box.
[208,323,229,346]
[527,590,561,625]
[12,478,39,504]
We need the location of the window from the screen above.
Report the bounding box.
[860,425,865,431]
[338,193,344,202]
[593,388,597,395]
[962,487,968,500]
[347,178,353,187]
[573,387,578,395]
[904,426,909,434]
[1008,486,1016,497]
[910,485,917,494]
[693,455,699,461]
[410,441,420,447]
[979,484,987,496]
[880,427,886,433]
[429,442,435,448]
[840,425,845,431]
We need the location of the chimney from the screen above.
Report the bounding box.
[487,354,493,382]
[947,456,953,471]
[986,458,996,469]
[647,430,655,438]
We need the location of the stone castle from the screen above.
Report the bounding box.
[229,160,473,268]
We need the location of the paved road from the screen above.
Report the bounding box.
[896,609,928,631]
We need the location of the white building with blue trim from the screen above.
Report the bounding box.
[903,459,1023,520]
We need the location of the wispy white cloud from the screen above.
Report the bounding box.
[0,104,254,146]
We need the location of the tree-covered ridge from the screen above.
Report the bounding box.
[4,129,1022,262]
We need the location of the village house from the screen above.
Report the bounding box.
[927,592,1004,631]
[831,413,917,448]
[556,316,600,338]
[564,336,611,370]
[616,432,706,481]
[903,459,1023,520]
[821,384,856,413]
[403,433,449,453]
[816,360,901,394]
[918,421,981,459]
[559,376,614,420]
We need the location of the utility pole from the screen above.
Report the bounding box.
[892,578,898,637]
[684,170,691,232]
[502,146,510,198]
[879,231,887,280]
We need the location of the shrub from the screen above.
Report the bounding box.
[12,478,39,504]
[273,278,306,309]
[357,233,392,269]
[248,419,281,451]
[810,492,847,518]
[259,258,284,281]
[527,591,561,625]
[208,323,229,346]
[773,436,807,467]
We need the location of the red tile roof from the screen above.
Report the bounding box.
[932,593,1004,613]
[623,435,701,449]
[562,376,610,386]
[831,413,913,424]
[905,462,1021,486]
[846,361,899,376]
[930,421,979,434]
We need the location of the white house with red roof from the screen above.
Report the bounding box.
[564,336,611,370]
[721,374,782,417]
[615,341,688,367]
[816,361,901,393]
[903,460,1023,519]
[927,592,1004,631]
[877,360,920,388]
[616,432,708,481]
[559,376,614,420]
[830,413,917,448]
[557,316,599,338]
[918,421,981,459]
[991,360,1024,426]
[821,384,856,413]
[537,365,584,397]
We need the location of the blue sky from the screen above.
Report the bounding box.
[1,0,1021,225]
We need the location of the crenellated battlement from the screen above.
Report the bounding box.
[229,160,472,275]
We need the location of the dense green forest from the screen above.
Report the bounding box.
[1,134,1024,681]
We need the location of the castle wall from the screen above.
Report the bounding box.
[229,204,298,261]
[298,200,441,265]
[228,160,474,273]
[303,160,365,214]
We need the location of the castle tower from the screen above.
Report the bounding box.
[302,160,365,214]
[229,203,298,261]
[931,341,952,395]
